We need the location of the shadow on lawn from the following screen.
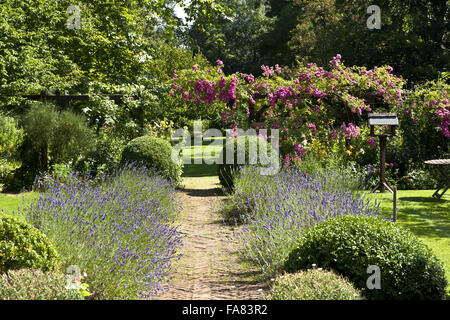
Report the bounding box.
[182,164,218,178]
[183,187,224,197]
[397,206,450,240]
[399,196,447,203]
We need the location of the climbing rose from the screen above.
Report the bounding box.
[245,74,255,83]
[341,123,361,140]
[294,144,305,159]
[368,137,377,148]
[283,154,291,168]
[307,123,317,133]
[261,65,275,77]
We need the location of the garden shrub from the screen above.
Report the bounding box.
[17,102,59,182]
[20,102,95,168]
[397,168,439,190]
[0,268,84,300]
[21,165,182,299]
[0,112,24,188]
[268,268,361,300]
[5,102,95,192]
[294,152,367,192]
[0,215,60,273]
[0,112,23,161]
[49,109,96,165]
[121,135,182,185]
[231,167,380,278]
[0,159,20,191]
[218,135,277,190]
[284,215,448,300]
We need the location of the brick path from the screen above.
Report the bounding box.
[155,178,267,300]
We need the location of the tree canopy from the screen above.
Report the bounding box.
[0,0,225,103]
[289,0,449,82]
[188,0,276,75]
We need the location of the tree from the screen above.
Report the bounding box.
[21,102,94,173]
[188,0,276,75]
[0,0,225,104]
[260,0,299,68]
[290,0,449,82]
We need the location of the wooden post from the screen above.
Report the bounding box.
[379,135,387,193]
[393,186,397,222]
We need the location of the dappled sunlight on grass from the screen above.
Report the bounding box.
[182,176,221,191]
[181,136,224,178]
[366,190,450,291]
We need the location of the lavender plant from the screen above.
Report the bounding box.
[230,166,380,278]
[18,164,182,299]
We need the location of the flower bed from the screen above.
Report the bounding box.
[19,165,182,299]
[228,166,380,278]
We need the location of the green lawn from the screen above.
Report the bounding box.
[366,189,450,292]
[0,192,38,219]
[181,136,224,178]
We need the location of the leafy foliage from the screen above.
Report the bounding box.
[290,0,449,83]
[260,0,299,68]
[0,112,24,161]
[83,125,127,177]
[22,165,182,299]
[49,109,96,165]
[121,135,183,185]
[0,113,23,187]
[396,168,439,190]
[268,268,362,300]
[0,215,60,273]
[284,215,448,300]
[21,102,94,165]
[189,0,276,75]
[0,268,84,300]
[218,135,276,190]
[394,79,449,159]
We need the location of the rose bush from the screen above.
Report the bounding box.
[170,55,407,167]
